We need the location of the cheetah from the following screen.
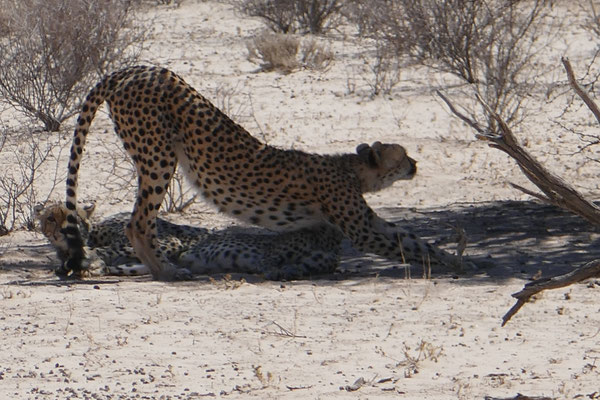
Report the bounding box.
[63,65,467,280]
[36,203,342,280]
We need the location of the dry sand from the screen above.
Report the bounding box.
[1,1,599,398]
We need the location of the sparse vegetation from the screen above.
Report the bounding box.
[350,0,554,125]
[0,0,150,233]
[398,340,443,377]
[247,32,333,73]
[0,127,66,234]
[253,365,274,388]
[294,0,342,34]
[162,169,198,213]
[299,36,335,71]
[212,82,249,123]
[375,339,443,378]
[360,42,401,98]
[238,0,342,34]
[247,32,300,73]
[0,0,149,131]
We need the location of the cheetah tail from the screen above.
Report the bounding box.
[62,70,123,274]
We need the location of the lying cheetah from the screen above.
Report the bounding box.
[64,65,467,280]
[36,203,342,280]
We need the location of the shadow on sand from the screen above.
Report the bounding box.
[3,200,600,287]
[337,200,600,283]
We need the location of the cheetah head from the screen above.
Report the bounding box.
[355,141,417,193]
[34,202,95,257]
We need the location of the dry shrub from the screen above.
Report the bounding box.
[0,127,67,233]
[300,37,334,71]
[247,32,333,73]
[238,0,342,34]
[340,0,373,37]
[350,0,555,129]
[212,82,251,124]
[558,1,600,157]
[239,0,296,33]
[162,169,197,213]
[247,32,300,72]
[0,0,149,131]
[581,0,600,37]
[294,0,342,34]
[361,42,401,98]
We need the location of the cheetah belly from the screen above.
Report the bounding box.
[175,145,326,231]
[211,193,326,232]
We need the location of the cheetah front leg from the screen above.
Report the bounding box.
[369,214,467,271]
[335,194,469,272]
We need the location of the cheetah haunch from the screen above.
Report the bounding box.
[64,65,465,280]
[36,203,341,280]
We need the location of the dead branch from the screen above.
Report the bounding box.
[437,72,600,226]
[502,259,600,326]
[440,57,600,325]
[437,90,487,136]
[562,57,600,125]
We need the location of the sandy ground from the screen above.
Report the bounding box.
[1,1,600,398]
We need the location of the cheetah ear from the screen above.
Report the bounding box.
[33,204,45,218]
[356,143,370,155]
[356,142,383,168]
[370,142,384,168]
[82,203,96,219]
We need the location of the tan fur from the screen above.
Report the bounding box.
[63,66,464,280]
[37,203,342,279]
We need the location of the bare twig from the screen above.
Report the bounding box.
[436,90,487,136]
[508,182,550,203]
[562,57,600,125]
[502,260,600,326]
[265,320,307,338]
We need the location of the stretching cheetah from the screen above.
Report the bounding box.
[64,65,467,280]
[36,203,341,280]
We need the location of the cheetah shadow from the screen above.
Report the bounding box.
[334,200,600,283]
[3,200,599,286]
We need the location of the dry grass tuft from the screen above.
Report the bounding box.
[247,32,333,73]
[247,32,300,73]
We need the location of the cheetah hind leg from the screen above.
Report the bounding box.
[82,254,150,277]
[125,213,190,280]
[125,180,192,281]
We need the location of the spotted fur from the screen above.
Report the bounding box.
[37,203,341,279]
[64,65,465,280]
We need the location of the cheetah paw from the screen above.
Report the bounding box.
[54,264,72,278]
[173,267,193,280]
[155,265,193,281]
